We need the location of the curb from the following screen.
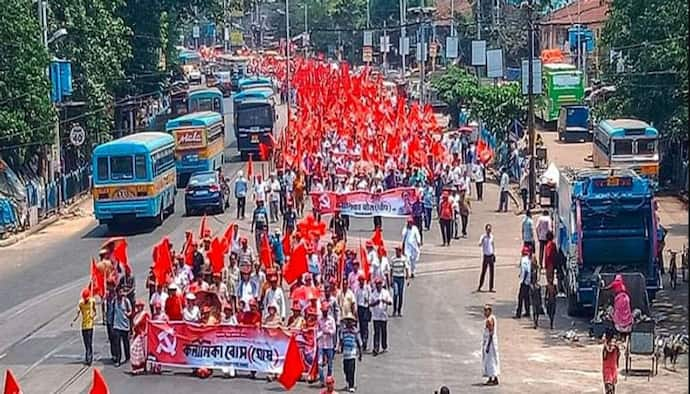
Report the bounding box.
[0,194,90,248]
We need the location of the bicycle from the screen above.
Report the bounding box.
[667,249,679,290]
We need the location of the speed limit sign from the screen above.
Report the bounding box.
[69,124,86,147]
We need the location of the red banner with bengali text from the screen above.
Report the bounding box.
[309,187,417,217]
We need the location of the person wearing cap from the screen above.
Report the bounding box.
[130,299,149,375]
[318,300,337,386]
[263,301,282,328]
[72,288,96,365]
[251,200,270,250]
[287,300,305,329]
[369,276,392,356]
[354,272,371,351]
[482,304,500,385]
[389,245,411,317]
[188,274,209,294]
[321,375,337,394]
[183,293,201,322]
[339,313,362,392]
[365,240,380,276]
[514,245,533,319]
[234,170,248,219]
[165,283,184,321]
[149,283,169,315]
[263,269,286,321]
[269,171,282,223]
[151,299,167,321]
[521,210,536,252]
[210,273,229,304]
[347,260,361,291]
[269,229,286,268]
[236,264,259,312]
[224,252,240,305]
[112,288,132,367]
[402,217,422,277]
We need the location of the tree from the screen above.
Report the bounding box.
[0,2,56,166]
[432,65,526,141]
[599,0,688,141]
[49,0,132,148]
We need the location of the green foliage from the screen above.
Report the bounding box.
[50,0,132,146]
[600,0,688,141]
[432,65,526,141]
[0,2,56,165]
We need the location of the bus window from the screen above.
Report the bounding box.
[192,98,214,112]
[97,157,109,181]
[111,156,134,180]
[637,139,656,155]
[135,155,147,179]
[613,139,633,156]
[214,98,221,112]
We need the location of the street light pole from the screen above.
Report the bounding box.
[38,0,61,184]
[527,0,536,206]
[285,0,291,128]
[400,0,406,78]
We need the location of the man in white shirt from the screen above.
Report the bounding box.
[369,277,392,356]
[515,246,532,318]
[477,224,496,292]
[472,162,485,201]
[269,172,282,223]
[354,274,371,351]
[262,269,286,320]
[182,293,201,322]
[401,218,421,277]
[535,209,553,267]
[498,168,510,212]
[365,241,380,276]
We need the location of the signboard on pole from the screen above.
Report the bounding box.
[380,35,390,53]
[399,37,410,55]
[446,36,458,58]
[416,43,427,62]
[69,124,85,147]
[192,26,200,39]
[471,40,486,66]
[521,59,543,95]
[363,46,373,63]
[363,31,373,46]
[486,49,504,78]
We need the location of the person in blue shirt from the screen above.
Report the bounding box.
[422,184,435,231]
[269,229,285,268]
[521,210,535,252]
[251,201,270,251]
[234,170,248,219]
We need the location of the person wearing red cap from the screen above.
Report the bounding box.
[514,245,533,319]
[320,375,337,394]
[287,300,305,329]
[369,276,392,356]
[237,264,259,311]
[318,300,337,386]
[263,269,286,321]
[607,275,633,336]
[72,287,96,365]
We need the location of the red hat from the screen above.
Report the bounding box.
[365,240,373,247]
[152,299,162,308]
[358,272,366,280]
[407,217,415,223]
[320,301,330,311]
[521,245,531,256]
[267,269,278,280]
[306,306,318,316]
[81,287,91,300]
[240,237,248,244]
[291,300,302,311]
[374,277,383,284]
[240,264,252,274]
[325,376,335,384]
[249,298,258,308]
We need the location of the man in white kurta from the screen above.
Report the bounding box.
[401,218,421,277]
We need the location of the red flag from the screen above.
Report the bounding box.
[198,215,210,240]
[258,142,270,161]
[282,229,293,259]
[359,243,371,281]
[277,335,305,390]
[371,227,384,248]
[259,232,273,270]
[89,368,109,394]
[3,369,22,394]
[221,223,235,255]
[152,238,172,286]
[283,242,309,284]
[111,239,130,273]
[183,231,195,266]
[208,237,225,274]
[90,258,105,298]
[247,153,254,179]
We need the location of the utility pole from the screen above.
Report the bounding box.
[476,0,481,40]
[304,2,308,57]
[367,0,371,28]
[39,0,61,184]
[420,17,426,105]
[400,0,406,77]
[450,0,455,36]
[285,0,291,133]
[527,0,536,206]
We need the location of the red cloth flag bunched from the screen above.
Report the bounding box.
[247,153,254,179]
[90,257,106,298]
[283,242,309,284]
[207,237,225,274]
[259,232,273,270]
[89,368,110,394]
[277,335,305,390]
[359,242,371,282]
[111,239,130,273]
[152,238,173,286]
[198,215,210,240]
[3,369,22,394]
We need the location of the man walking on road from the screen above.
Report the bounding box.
[251,200,270,251]
[389,246,410,316]
[113,289,132,367]
[498,168,510,212]
[521,210,535,252]
[438,191,454,246]
[402,218,421,277]
[354,273,371,351]
[370,277,392,356]
[234,170,248,219]
[515,246,532,318]
[477,224,496,292]
[536,210,553,267]
[72,288,96,365]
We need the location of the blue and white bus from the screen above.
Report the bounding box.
[92,132,176,230]
[166,111,225,186]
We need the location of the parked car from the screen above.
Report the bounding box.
[184,171,229,216]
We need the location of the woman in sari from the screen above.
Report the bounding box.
[608,275,633,336]
[130,300,150,375]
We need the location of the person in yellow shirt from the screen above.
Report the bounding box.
[72,287,96,365]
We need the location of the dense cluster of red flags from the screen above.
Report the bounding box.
[3,368,110,394]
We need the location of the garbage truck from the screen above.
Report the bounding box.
[552,167,661,316]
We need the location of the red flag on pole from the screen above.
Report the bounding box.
[152,238,172,286]
[88,368,109,394]
[247,153,254,179]
[198,215,210,240]
[208,237,225,274]
[371,227,384,248]
[258,142,270,161]
[276,335,305,391]
[183,231,195,266]
[283,242,309,284]
[90,257,105,298]
[221,223,235,255]
[259,232,273,270]
[3,369,22,394]
[282,229,293,259]
[111,239,130,273]
[359,243,371,282]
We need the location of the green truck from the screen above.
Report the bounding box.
[537,63,585,127]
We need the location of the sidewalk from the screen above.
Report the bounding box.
[0,194,92,248]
